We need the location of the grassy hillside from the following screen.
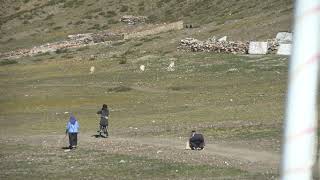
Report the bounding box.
[0,0,293,52]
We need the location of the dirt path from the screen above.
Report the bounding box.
[4,133,280,175]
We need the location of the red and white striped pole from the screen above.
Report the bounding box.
[282,0,320,179]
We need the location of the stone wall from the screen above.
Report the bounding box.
[178,37,249,54]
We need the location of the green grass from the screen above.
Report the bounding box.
[0,143,269,180]
[0,1,295,178]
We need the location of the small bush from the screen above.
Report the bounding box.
[108,19,118,24]
[74,20,85,25]
[53,26,62,30]
[61,54,74,59]
[119,58,127,64]
[44,14,54,20]
[0,59,18,66]
[83,15,93,19]
[120,5,128,12]
[107,10,117,17]
[56,48,68,54]
[89,24,101,30]
[147,15,158,23]
[98,11,106,16]
[134,42,143,47]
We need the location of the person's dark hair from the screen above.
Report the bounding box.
[102,104,108,109]
[191,130,196,133]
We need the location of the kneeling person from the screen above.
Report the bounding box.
[189,130,205,150]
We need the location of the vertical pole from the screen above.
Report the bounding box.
[282,0,320,179]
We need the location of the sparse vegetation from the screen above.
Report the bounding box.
[120,5,128,12]
[0,0,295,179]
[118,57,127,64]
[0,59,18,66]
[55,48,68,54]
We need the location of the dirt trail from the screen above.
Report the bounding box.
[7,133,280,175]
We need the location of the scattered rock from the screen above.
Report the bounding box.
[119,159,126,163]
[90,66,95,74]
[140,65,145,71]
[167,61,175,71]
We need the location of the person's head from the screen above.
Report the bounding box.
[69,114,77,124]
[102,104,108,109]
[191,130,196,136]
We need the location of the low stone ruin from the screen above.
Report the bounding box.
[178,37,249,54]
[0,31,124,59]
[275,32,292,55]
[179,32,292,55]
[248,41,268,54]
[120,15,148,25]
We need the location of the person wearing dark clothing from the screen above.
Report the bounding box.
[189,130,205,150]
[66,114,80,149]
[97,104,109,137]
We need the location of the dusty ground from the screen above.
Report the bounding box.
[0,132,280,178]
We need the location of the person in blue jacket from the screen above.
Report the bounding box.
[66,114,80,149]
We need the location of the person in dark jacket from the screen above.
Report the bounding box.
[66,114,80,149]
[97,104,109,137]
[189,130,205,150]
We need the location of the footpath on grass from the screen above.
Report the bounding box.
[0,133,280,175]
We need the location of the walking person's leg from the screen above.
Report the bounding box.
[74,133,78,148]
[68,133,72,149]
[70,133,77,149]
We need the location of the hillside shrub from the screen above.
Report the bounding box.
[0,59,18,66]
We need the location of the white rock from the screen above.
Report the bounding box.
[119,160,126,163]
[64,112,69,114]
[218,36,227,42]
[167,61,175,71]
[248,41,268,55]
[90,66,95,74]
[156,150,162,154]
[277,43,292,55]
[140,65,145,71]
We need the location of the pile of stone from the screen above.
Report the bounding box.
[120,15,148,25]
[178,37,249,54]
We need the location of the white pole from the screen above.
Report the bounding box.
[282,0,320,179]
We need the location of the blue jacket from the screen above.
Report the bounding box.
[66,116,80,133]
